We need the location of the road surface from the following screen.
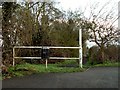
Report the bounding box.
[2,67,119,88]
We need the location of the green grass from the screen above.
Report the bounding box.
[2,60,119,80]
[83,60,120,67]
[94,62,120,67]
[15,63,85,73]
[2,60,86,79]
[56,60,78,66]
[0,74,2,80]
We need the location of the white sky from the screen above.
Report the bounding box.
[55,0,119,48]
[57,0,119,11]
[56,0,119,19]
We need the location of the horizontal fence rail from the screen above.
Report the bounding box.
[13,46,82,68]
[13,46,81,60]
[14,57,79,60]
[14,46,81,49]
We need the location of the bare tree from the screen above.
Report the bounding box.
[85,1,120,62]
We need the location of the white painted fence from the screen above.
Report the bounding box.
[13,46,82,68]
[13,29,82,68]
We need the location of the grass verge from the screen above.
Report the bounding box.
[2,60,86,79]
[2,60,119,80]
[0,74,2,80]
[94,62,120,67]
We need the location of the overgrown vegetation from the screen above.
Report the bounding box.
[86,45,119,64]
[1,2,88,66]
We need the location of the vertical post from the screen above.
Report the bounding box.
[13,47,15,67]
[118,1,120,29]
[79,29,82,68]
[46,59,47,68]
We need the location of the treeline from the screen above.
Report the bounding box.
[1,1,119,66]
[86,45,119,65]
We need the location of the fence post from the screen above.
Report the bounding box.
[46,59,47,68]
[13,47,15,67]
[79,29,82,68]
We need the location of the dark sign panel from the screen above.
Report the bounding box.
[41,47,49,60]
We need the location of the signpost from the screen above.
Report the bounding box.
[41,47,49,68]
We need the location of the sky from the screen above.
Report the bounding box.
[55,0,119,48]
[57,0,119,11]
[56,0,119,22]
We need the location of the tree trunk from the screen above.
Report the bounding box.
[101,50,104,63]
[100,45,105,63]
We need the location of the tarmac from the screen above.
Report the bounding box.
[2,67,119,88]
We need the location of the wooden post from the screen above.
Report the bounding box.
[46,59,47,69]
[79,29,83,68]
[13,47,15,67]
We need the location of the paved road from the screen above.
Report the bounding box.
[2,67,119,88]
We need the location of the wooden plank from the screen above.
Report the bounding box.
[14,46,81,49]
[14,57,41,59]
[14,57,79,60]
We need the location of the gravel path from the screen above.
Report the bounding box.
[2,67,119,88]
